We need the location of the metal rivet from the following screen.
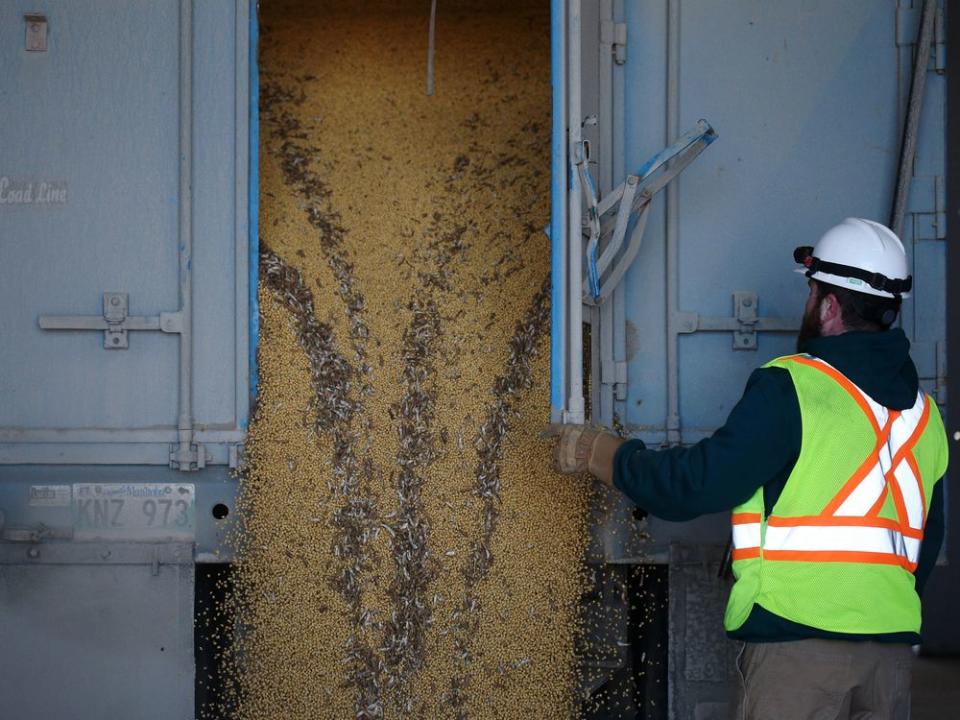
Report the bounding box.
[27,547,39,559]
[953,431,960,442]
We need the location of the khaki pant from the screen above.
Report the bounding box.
[733,639,913,720]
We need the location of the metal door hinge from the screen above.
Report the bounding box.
[229,444,245,470]
[907,175,946,240]
[601,20,627,65]
[601,360,628,401]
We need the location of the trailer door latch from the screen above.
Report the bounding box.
[38,292,183,349]
[733,291,759,350]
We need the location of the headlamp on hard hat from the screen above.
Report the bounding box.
[793,246,815,269]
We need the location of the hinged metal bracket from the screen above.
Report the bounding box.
[613,23,627,65]
[675,293,798,351]
[228,444,244,470]
[169,442,207,472]
[38,293,183,349]
[601,360,628,401]
[733,291,759,350]
[579,120,717,304]
[600,20,627,65]
[103,292,130,348]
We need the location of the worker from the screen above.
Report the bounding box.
[552,218,948,720]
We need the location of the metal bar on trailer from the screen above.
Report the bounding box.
[598,0,615,427]
[172,0,198,470]
[248,0,260,407]
[891,0,938,238]
[550,0,568,423]
[236,0,253,426]
[38,316,162,332]
[566,0,585,424]
[665,0,681,444]
[612,0,628,416]
[0,429,246,443]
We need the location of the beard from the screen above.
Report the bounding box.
[796,302,823,353]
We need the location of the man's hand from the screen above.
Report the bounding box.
[543,424,625,485]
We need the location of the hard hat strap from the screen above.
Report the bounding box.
[793,246,912,296]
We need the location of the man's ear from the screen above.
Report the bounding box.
[819,292,840,323]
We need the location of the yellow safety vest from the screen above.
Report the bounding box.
[724,354,949,635]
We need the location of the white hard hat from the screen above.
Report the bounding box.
[793,218,912,299]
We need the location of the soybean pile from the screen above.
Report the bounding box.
[224,1,592,718]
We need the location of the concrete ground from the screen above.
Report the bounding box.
[912,656,960,719]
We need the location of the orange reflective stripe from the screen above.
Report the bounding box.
[821,411,897,517]
[865,484,888,517]
[763,549,918,571]
[735,357,932,573]
[787,357,929,537]
[903,525,924,541]
[882,397,929,532]
[767,514,923,539]
[890,397,930,521]
[789,355,881,434]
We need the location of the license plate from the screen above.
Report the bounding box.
[72,483,195,540]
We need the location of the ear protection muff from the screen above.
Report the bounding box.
[848,291,900,328]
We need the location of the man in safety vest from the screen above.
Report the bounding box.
[553,218,949,720]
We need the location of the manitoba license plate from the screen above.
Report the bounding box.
[72,483,195,540]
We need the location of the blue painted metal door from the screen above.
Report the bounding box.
[559,0,947,560]
[0,0,252,468]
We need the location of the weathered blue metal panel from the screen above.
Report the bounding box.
[573,1,949,715]
[616,0,945,446]
[0,2,182,432]
[0,0,250,465]
[0,3,250,716]
[0,542,195,720]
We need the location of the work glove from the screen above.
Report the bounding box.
[543,424,624,485]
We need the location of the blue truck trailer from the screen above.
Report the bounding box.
[0,1,954,717]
